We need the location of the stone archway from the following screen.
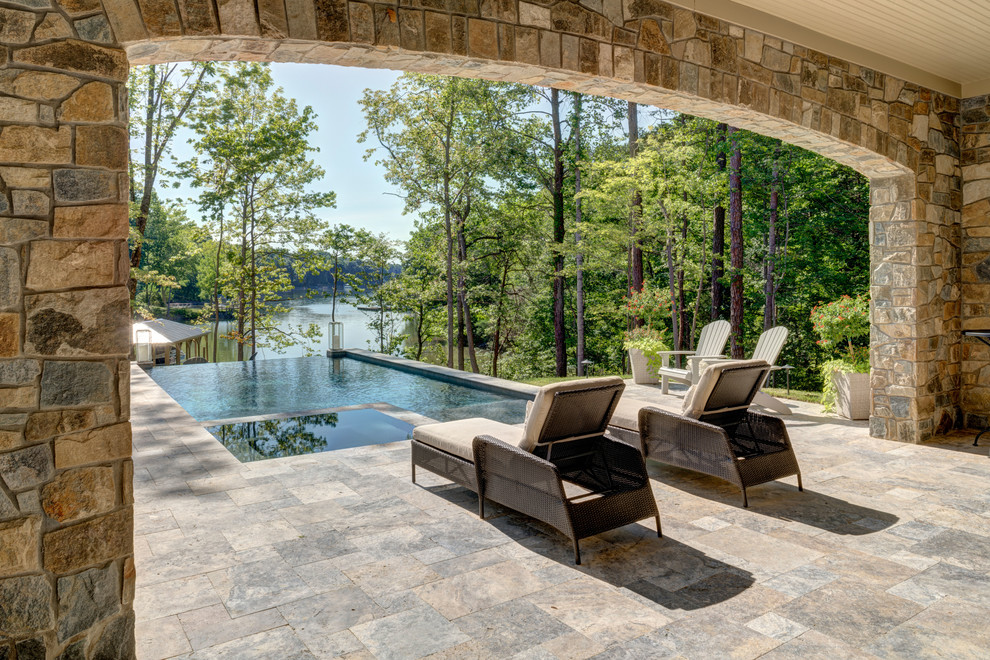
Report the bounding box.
[0,0,979,657]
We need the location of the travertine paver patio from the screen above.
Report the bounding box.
[130,366,990,660]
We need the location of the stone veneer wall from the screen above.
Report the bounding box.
[0,0,977,656]
[960,95,990,431]
[0,1,135,658]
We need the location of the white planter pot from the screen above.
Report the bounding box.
[629,348,659,385]
[833,370,870,420]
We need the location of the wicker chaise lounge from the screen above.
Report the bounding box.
[638,359,803,507]
[411,377,661,564]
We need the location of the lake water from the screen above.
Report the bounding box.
[213,297,381,361]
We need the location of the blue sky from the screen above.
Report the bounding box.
[162,63,410,240]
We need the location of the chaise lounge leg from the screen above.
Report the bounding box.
[478,496,485,519]
[796,472,803,492]
[411,462,416,483]
[655,513,663,538]
[741,487,749,508]
[573,539,581,565]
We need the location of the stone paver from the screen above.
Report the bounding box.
[131,367,990,659]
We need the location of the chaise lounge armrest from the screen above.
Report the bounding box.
[473,434,568,506]
[638,406,736,461]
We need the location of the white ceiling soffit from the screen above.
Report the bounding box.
[670,0,990,98]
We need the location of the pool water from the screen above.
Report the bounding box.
[146,356,528,424]
[206,409,414,462]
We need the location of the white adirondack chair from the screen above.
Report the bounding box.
[690,325,791,413]
[656,320,731,394]
[749,326,791,414]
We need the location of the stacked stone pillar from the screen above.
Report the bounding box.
[960,95,990,431]
[0,2,134,658]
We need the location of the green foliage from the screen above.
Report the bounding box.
[623,326,672,372]
[182,62,335,357]
[811,294,870,410]
[810,294,870,360]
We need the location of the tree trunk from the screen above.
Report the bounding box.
[443,101,455,368]
[574,93,586,376]
[666,223,678,358]
[443,171,454,368]
[211,216,223,362]
[249,191,257,360]
[711,123,727,320]
[129,65,158,300]
[728,127,744,358]
[678,204,688,350]
[628,102,644,298]
[764,142,781,332]
[551,88,567,377]
[456,221,479,373]
[491,260,510,378]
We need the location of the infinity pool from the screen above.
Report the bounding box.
[146,356,529,424]
[206,409,415,462]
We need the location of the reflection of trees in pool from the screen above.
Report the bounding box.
[210,413,338,460]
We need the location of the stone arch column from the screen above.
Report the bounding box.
[0,2,134,658]
[0,0,966,656]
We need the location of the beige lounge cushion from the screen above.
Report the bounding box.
[413,417,524,462]
[681,359,769,419]
[608,396,658,431]
[520,376,625,452]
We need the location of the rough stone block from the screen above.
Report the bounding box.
[43,509,132,573]
[0,7,36,44]
[638,18,668,54]
[59,82,115,122]
[0,575,53,636]
[284,0,317,39]
[0,444,53,491]
[0,247,20,310]
[13,40,129,81]
[40,361,113,409]
[315,0,348,41]
[12,190,50,217]
[0,314,20,357]
[56,563,120,642]
[0,125,72,164]
[0,516,40,573]
[54,422,130,468]
[138,0,183,36]
[100,0,150,42]
[52,205,127,239]
[90,611,135,660]
[25,409,96,442]
[34,12,73,40]
[423,10,450,53]
[399,9,424,51]
[468,18,498,59]
[53,168,118,203]
[0,482,17,518]
[26,240,116,290]
[12,71,80,100]
[481,0,516,22]
[76,15,114,43]
[43,466,115,524]
[59,0,103,17]
[75,126,129,170]
[519,2,550,29]
[0,97,38,123]
[0,359,40,386]
[349,2,373,43]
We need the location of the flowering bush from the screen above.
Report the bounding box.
[624,284,671,332]
[810,294,869,361]
[811,294,870,411]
